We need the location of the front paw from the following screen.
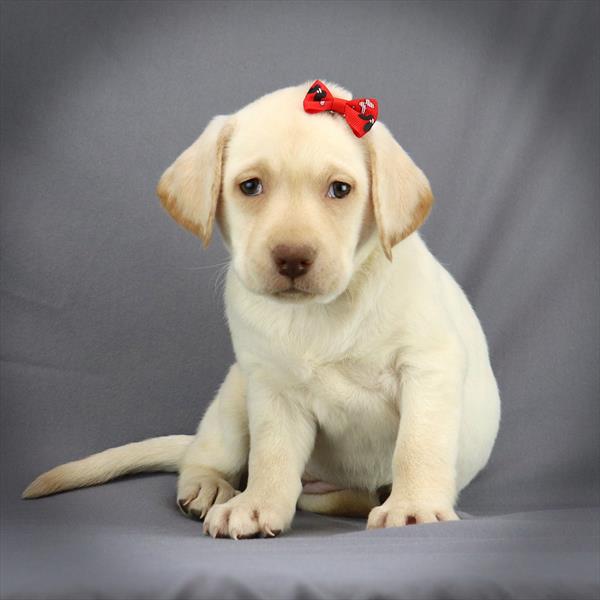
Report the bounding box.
[367,496,459,529]
[177,474,238,520]
[203,492,295,539]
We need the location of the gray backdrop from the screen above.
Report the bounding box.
[1,1,599,599]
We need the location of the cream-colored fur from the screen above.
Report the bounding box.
[24,82,500,540]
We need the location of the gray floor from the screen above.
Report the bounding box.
[2,477,599,600]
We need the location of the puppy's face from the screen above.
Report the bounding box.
[221,90,372,303]
[157,83,433,304]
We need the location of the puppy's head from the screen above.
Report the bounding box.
[157,82,433,304]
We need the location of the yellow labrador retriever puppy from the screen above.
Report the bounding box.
[23,81,500,539]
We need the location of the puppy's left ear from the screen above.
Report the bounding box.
[367,122,434,260]
[156,115,233,247]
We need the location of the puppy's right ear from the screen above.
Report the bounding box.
[156,115,233,247]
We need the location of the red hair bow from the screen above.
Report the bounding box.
[303,80,379,138]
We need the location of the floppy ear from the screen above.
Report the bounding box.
[367,123,434,260]
[156,115,233,247]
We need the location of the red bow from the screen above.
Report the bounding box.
[303,80,379,138]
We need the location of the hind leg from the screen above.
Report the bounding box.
[177,363,249,520]
[298,489,379,518]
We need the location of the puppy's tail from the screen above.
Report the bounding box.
[22,435,194,499]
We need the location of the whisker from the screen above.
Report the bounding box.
[182,260,230,272]
[212,263,230,299]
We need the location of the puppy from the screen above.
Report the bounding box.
[23,81,501,539]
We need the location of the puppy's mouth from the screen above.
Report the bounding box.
[272,285,315,302]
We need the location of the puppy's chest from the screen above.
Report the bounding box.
[233,310,403,428]
[305,359,401,434]
[310,358,400,401]
[256,349,403,431]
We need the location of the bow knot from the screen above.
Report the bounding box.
[303,80,379,138]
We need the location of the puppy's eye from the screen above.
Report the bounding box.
[239,178,263,196]
[327,181,352,199]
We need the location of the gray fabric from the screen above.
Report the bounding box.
[1,1,598,599]
[2,478,599,600]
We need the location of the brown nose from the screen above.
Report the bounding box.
[272,244,316,279]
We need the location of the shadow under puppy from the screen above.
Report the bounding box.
[24,80,501,540]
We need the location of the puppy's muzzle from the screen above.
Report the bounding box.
[271,244,316,280]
